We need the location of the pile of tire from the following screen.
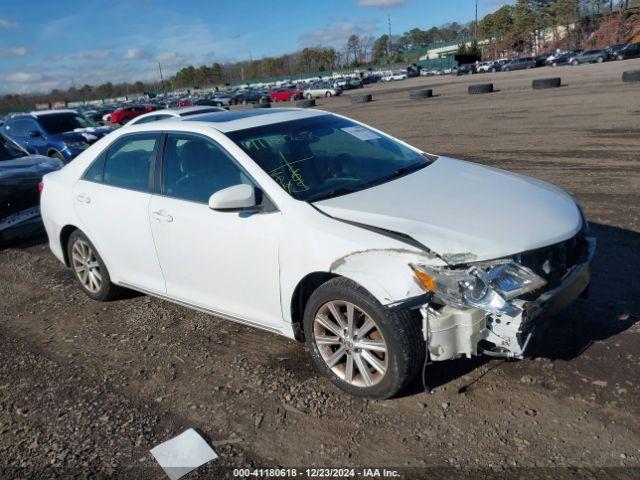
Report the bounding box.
[468,83,493,95]
[532,77,562,89]
[351,94,372,104]
[409,89,433,99]
[296,99,316,108]
[622,70,640,83]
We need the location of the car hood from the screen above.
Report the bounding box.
[0,155,63,184]
[314,157,582,264]
[54,127,112,143]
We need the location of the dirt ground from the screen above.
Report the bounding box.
[1,60,640,479]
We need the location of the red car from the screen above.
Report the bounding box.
[269,88,303,102]
[109,105,155,125]
[176,99,193,107]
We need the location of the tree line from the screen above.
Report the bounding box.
[1,0,638,112]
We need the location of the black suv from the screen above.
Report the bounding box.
[616,43,640,60]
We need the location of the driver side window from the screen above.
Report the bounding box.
[161,134,252,204]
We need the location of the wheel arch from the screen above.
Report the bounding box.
[59,224,79,266]
[290,271,339,341]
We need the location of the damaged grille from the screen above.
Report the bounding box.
[513,234,589,293]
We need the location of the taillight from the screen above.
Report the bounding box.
[38,182,44,196]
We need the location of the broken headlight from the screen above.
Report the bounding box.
[410,261,546,316]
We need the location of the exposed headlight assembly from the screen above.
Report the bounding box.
[410,261,546,316]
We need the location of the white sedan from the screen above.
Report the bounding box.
[303,85,340,99]
[40,108,595,399]
[381,71,407,82]
[127,106,225,125]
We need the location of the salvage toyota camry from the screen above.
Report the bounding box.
[40,108,595,399]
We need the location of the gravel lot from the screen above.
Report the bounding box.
[1,59,639,479]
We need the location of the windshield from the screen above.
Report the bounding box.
[37,113,98,134]
[0,134,27,161]
[227,115,432,202]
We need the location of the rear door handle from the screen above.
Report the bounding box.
[76,193,91,204]
[151,210,173,223]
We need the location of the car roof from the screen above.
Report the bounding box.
[30,109,78,116]
[132,108,330,133]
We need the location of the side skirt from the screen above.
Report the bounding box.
[118,281,292,338]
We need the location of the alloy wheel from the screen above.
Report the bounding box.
[313,300,388,387]
[71,239,102,293]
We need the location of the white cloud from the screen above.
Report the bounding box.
[0,46,27,57]
[124,48,152,59]
[71,49,112,60]
[299,18,379,47]
[0,18,16,29]
[6,72,43,83]
[357,0,407,8]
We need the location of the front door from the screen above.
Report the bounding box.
[149,132,283,329]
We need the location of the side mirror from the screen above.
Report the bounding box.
[28,130,42,138]
[208,184,258,212]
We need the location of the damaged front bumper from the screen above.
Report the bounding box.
[421,236,596,361]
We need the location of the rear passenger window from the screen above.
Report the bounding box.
[103,134,157,192]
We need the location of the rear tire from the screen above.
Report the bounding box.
[303,277,424,399]
[67,230,121,301]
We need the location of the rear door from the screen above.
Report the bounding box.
[72,132,166,293]
[148,132,283,329]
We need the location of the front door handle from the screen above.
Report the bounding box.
[76,193,91,204]
[151,210,173,223]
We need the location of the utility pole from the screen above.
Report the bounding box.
[387,14,392,63]
[474,0,478,40]
[158,62,165,92]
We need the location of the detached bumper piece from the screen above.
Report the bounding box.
[422,236,596,361]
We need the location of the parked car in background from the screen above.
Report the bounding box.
[534,53,552,67]
[110,105,151,125]
[1,132,63,244]
[454,64,476,75]
[127,106,226,125]
[476,62,493,73]
[40,108,595,399]
[381,71,407,82]
[615,42,640,60]
[605,43,627,58]
[334,78,363,90]
[547,50,582,67]
[3,110,113,163]
[568,49,609,65]
[502,57,537,71]
[231,89,269,105]
[269,88,304,102]
[303,83,341,98]
[176,99,193,107]
[83,107,115,124]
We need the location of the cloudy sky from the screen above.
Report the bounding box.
[0,0,512,94]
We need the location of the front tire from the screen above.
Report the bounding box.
[303,278,424,399]
[67,230,121,301]
[50,151,65,162]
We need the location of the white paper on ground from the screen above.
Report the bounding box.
[150,428,218,480]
